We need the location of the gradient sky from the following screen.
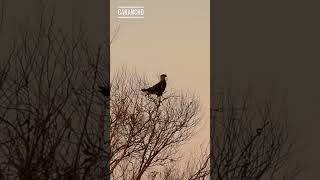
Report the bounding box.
[111,0,210,157]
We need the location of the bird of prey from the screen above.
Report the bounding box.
[141,74,167,97]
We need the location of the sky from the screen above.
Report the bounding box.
[110,0,210,157]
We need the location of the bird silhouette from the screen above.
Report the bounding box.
[141,74,167,97]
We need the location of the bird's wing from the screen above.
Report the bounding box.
[149,81,165,91]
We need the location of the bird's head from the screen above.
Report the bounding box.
[160,74,167,81]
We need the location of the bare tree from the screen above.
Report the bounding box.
[0,9,109,179]
[155,144,210,180]
[109,69,205,180]
[210,90,300,180]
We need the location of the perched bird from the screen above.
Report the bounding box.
[141,74,167,97]
[98,85,110,97]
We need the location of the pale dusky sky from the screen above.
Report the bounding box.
[110,0,210,156]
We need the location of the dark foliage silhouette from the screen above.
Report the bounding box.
[210,90,301,180]
[0,9,109,179]
[98,85,110,97]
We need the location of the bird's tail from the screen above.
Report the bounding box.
[141,89,147,92]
